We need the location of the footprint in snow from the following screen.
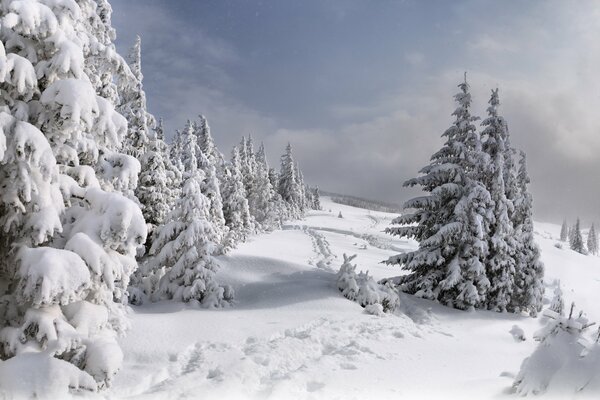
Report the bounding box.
[306,381,326,392]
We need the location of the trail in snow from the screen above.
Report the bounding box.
[106,198,597,400]
[115,315,424,400]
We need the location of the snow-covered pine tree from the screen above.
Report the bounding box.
[278,143,303,218]
[169,128,185,174]
[312,186,322,210]
[155,118,181,210]
[510,151,544,315]
[295,162,307,212]
[147,121,233,306]
[193,117,227,252]
[560,219,568,242]
[384,76,493,310]
[570,218,585,254]
[196,114,226,181]
[122,36,171,241]
[248,143,280,230]
[480,89,518,312]
[0,0,147,391]
[221,146,253,247]
[588,224,598,256]
[137,120,171,241]
[118,35,153,161]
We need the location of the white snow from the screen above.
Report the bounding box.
[69,196,600,399]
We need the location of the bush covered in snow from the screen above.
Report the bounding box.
[514,303,600,396]
[337,254,399,313]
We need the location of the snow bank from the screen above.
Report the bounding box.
[0,353,96,399]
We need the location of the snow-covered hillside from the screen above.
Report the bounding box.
[99,197,600,400]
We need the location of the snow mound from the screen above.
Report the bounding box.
[0,352,96,399]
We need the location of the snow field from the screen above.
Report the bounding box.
[104,197,600,399]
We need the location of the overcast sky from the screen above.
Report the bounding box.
[110,0,600,224]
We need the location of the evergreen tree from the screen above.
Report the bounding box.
[0,1,147,389]
[278,143,303,218]
[384,76,493,310]
[221,146,253,247]
[137,120,171,237]
[193,118,227,251]
[510,151,544,315]
[248,143,280,230]
[588,224,598,256]
[570,218,585,254]
[119,35,153,160]
[155,119,182,210]
[147,121,233,306]
[480,89,518,311]
[196,114,226,180]
[312,186,322,210]
[560,219,569,242]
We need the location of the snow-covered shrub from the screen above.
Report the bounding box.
[514,303,599,396]
[337,254,359,300]
[509,325,526,342]
[337,254,399,313]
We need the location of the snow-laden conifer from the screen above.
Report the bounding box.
[193,118,228,251]
[480,89,518,312]
[221,146,253,247]
[560,219,568,242]
[0,0,147,390]
[278,143,303,218]
[588,224,599,256]
[570,218,585,254]
[118,35,153,160]
[384,76,493,310]
[510,151,544,315]
[146,121,233,306]
[248,143,281,230]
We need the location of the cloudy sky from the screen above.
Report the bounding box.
[110,0,600,224]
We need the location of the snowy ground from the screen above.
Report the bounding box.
[100,198,600,400]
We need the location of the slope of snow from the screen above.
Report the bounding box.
[99,197,600,400]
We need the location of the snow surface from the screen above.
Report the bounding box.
[89,197,600,400]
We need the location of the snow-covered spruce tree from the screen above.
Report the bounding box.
[146,121,233,306]
[123,36,171,240]
[295,162,308,212]
[560,219,568,242]
[248,142,281,230]
[0,0,147,392]
[221,146,253,248]
[118,35,153,161]
[510,151,544,315]
[480,89,518,312]
[155,119,182,209]
[278,143,303,218]
[588,224,598,256]
[169,128,185,175]
[384,77,493,310]
[312,186,322,210]
[570,217,585,254]
[193,117,227,252]
[196,115,225,170]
